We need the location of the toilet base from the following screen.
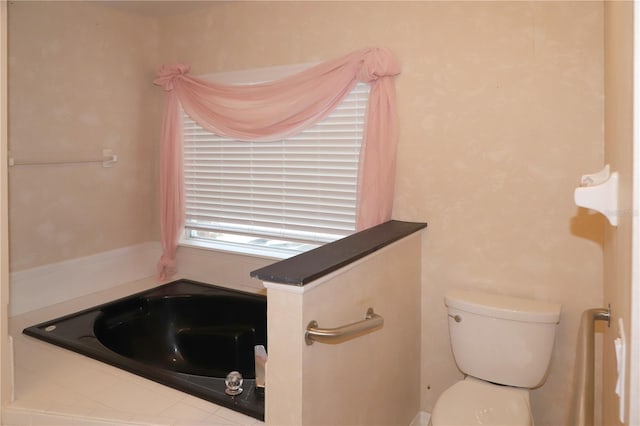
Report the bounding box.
[430,377,533,426]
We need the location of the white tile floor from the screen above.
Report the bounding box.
[7,278,263,426]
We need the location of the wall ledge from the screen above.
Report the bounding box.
[10,242,161,316]
[250,220,427,286]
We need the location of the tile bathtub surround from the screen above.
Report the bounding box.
[9,278,263,426]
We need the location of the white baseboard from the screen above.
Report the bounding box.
[10,242,161,316]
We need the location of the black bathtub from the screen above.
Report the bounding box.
[23,279,267,420]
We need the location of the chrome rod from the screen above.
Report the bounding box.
[10,158,104,166]
[9,152,118,168]
[571,307,611,426]
[305,308,383,345]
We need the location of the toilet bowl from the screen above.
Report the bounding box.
[430,290,561,426]
[430,377,532,425]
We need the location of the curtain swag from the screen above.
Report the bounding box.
[153,47,401,280]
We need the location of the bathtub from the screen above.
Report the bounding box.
[22,279,267,420]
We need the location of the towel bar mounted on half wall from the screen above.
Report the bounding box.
[305,307,384,345]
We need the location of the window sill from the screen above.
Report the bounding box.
[178,236,304,261]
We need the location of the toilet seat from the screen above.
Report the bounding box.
[430,377,533,426]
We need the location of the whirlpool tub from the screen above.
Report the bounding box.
[23,279,267,420]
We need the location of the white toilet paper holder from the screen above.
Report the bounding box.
[574,164,619,226]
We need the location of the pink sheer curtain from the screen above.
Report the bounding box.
[153,47,400,280]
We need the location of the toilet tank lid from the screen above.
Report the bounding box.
[445,290,561,323]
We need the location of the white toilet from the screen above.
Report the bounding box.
[430,290,562,426]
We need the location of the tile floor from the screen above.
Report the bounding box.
[6,277,263,426]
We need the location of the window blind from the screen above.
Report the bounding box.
[183,82,370,245]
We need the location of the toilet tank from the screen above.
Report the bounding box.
[445,290,561,388]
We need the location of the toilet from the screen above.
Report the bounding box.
[430,290,561,426]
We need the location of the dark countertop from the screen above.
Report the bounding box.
[250,220,427,286]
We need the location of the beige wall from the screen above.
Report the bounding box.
[265,233,422,425]
[603,2,634,424]
[176,246,272,294]
[157,3,604,424]
[1,0,10,412]
[8,1,160,271]
[8,2,605,425]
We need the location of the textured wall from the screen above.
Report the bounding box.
[265,233,422,425]
[8,2,605,424]
[156,2,604,424]
[603,2,634,424]
[301,234,422,425]
[8,1,160,271]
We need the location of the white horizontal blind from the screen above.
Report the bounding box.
[183,82,370,246]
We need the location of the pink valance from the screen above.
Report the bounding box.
[154,47,400,280]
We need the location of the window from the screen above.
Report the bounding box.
[181,73,370,258]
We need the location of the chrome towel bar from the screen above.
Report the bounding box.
[9,149,118,168]
[571,306,611,426]
[305,307,384,345]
